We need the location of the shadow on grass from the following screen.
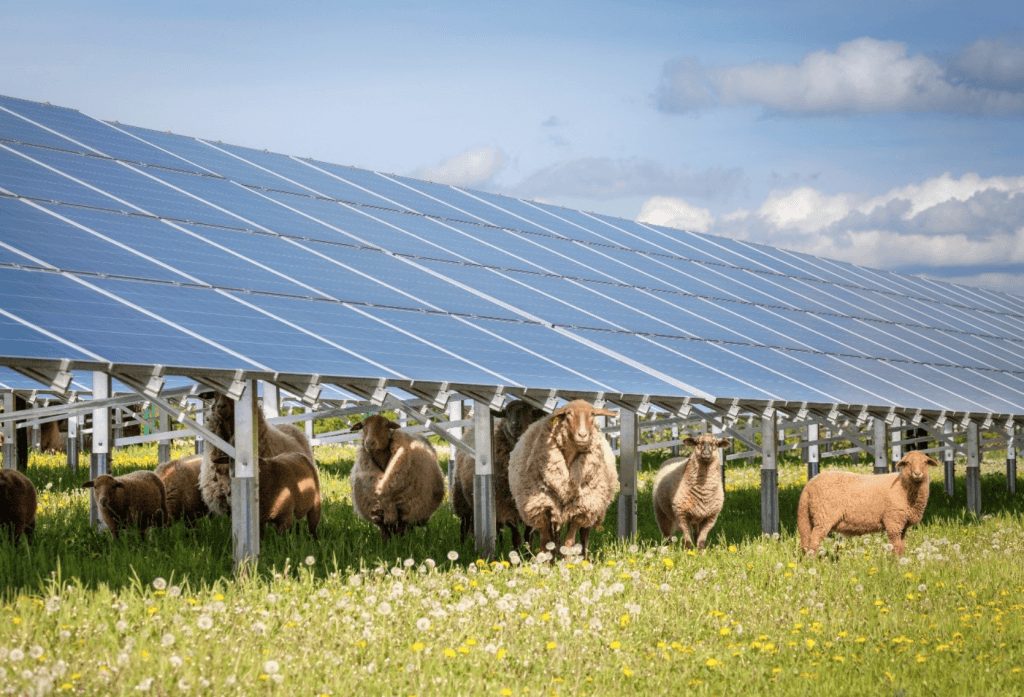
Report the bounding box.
[1,453,1020,597]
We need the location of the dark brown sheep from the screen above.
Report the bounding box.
[154,455,210,524]
[83,470,167,539]
[0,469,37,542]
[258,451,322,536]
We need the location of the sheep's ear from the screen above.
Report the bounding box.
[683,436,698,447]
[551,404,570,418]
[926,456,940,467]
[895,456,909,469]
[387,420,401,430]
[350,421,364,432]
[82,480,95,489]
[492,408,507,418]
[592,408,617,418]
[716,437,731,448]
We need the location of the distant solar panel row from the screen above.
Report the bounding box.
[0,95,1021,414]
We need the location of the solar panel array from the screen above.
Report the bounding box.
[1,94,1022,415]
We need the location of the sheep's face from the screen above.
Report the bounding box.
[352,415,400,456]
[208,394,236,448]
[684,434,731,466]
[83,475,127,519]
[897,451,938,484]
[499,400,547,444]
[552,400,616,452]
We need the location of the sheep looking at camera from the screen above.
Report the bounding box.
[453,400,547,547]
[350,415,445,540]
[797,451,938,556]
[0,469,37,542]
[508,400,618,557]
[83,470,167,539]
[653,433,731,549]
[199,393,314,516]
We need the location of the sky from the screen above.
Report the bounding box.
[2,0,1023,295]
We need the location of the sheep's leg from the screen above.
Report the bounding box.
[307,506,321,539]
[579,527,591,558]
[521,525,535,549]
[805,524,833,554]
[563,522,580,556]
[509,523,523,550]
[654,501,675,538]
[695,515,718,551]
[679,518,696,549]
[885,524,905,556]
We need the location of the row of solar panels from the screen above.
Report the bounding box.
[0,95,1022,414]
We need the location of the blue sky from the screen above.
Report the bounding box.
[3,0,1023,294]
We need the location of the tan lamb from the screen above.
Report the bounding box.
[653,433,731,549]
[258,452,322,536]
[797,451,938,556]
[154,454,210,524]
[0,469,37,542]
[508,400,618,557]
[83,471,167,539]
[453,400,546,547]
[199,393,314,516]
[350,415,445,541]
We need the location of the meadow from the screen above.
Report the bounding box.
[1,443,1022,696]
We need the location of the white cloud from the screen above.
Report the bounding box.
[656,37,1024,115]
[413,146,507,188]
[636,196,713,232]
[953,38,1024,90]
[637,172,1024,294]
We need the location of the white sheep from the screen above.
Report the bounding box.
[199,393,314,516]
[508,399,618,557]
[350,415,445,540]
[797,451,938,556]
[652,433,730,549]
[452,400,546,547]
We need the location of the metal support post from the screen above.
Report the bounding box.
[14,396,28,472]
[671,422,680,457]
[943,421,955,496]
[1,392,16,470]
[262,383,280,420]
[472,400,496,557]
[806,422,820,480]
[712,422,727,488]
[890,416,903,471]
[67,414,79,473]
[617,409,639,539]
[157,410,171,464]
[873,417,888,474]
[966,420,981,516]
[30,415,40,452]
[90,373,112,528]
[1008,423,1017,495]
[232,380,260,569]
[447,400,463,489]
[304,407,313,441]
[761,410,779,535]
[194,404,205,456]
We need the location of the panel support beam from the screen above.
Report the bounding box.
[617,408,639,539]
[965,420,981,516]
[806,422,820,480]
[89,372,111,529]
[760,410,779,535]
[67,414,79,473]
[873,417,888,474]
[2,392,17,471]
[232,379,260,570]
[262,383,280,420]
[943,421,955,497]
[157,409,171,464]
[890,416,903,470]
[472,399,496,558]
[1006,421,1016,496]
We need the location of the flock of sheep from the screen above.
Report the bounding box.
[0,395,940,558]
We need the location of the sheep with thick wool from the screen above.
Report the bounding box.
[155,455,210,524]
[797,451,938,556]
[199,393,314,516]
[453,400,546,547]
[508,400,618,557]
[0,469,37,542]
[83,470,167,539]
[350,415,445,540]
[653,433,730,549]
[257,451,322,536]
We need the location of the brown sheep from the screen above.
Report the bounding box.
[0,469,37,542]
[653,434,731,549]
[83,471,167,539]
[40,420,67,453]
[453,400,546,547]
[199,393,314,516]
[258,452,322,536]
[350,415,445,541]
[154,455,210,524]
[797,451,938,556]
[508,400,618,557]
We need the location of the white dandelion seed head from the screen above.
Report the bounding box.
[161,633,176,648]
[447,551,459,561]
[425,558,436,569]
[918,584,927,593]
[168,586,182,598]
[263,660,279,675]
[659,583,671,592]
[404,558,415,568]
[377,601,393,616]
[304,556,316,566]
[898,556,910,566]
[9,649,24,662]
[416,618,431,631]
[390,567,404,577]
[197,615,213,631]
[135,677,154,691]
[152,578,167,591]
[29,645,43,659]
[176,678,190,691]
[545,542,556,551]
[266,593,278,603]
[169,655,183,668]
[508,551,521,565]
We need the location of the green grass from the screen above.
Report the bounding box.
[1,444,1022,695]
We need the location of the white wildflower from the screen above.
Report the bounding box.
[197,615,213,630]
[416,618,431,631]
[161,633,176,647]
[169,655,183,668]
[304,555,316,566]
[447,551,459,561]
[152,578,167,591]
[135,677,154,691]
[263,660,279,675]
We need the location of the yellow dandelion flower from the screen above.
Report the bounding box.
[609,640,621,650]
[916,654,927,663]
[546,641,557,650]
[832,655,845,663]
[705,657,720,668]
[496,648,507,660]
[622,666,634,677]
[662,558,675,569]
[855,636,867,644]
[501,690,513,696]
[719,627,731,637]
[619,614,631,628]
[443,648,457,658]
[411,642,425,653]
[458,645,471,655]
[771,667,782,675]
[805,639,816,650]
[728,544,738,552]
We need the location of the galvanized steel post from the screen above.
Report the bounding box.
[806,422,820,480]
[157,409,171,464]
[617,408,639,539]
[1006,421,1016,495]
[232,381,260,569]
[966,420,981,516]
[67,414,79,473]
[760,410,779,535]
[873,417,888,474]
[472,400,496,557]
[943,421,955,497]
[1,392,16,470]
[90,372,111,529]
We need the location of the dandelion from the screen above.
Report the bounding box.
[378,602,393,616]
[177,678,190,691]
[152,578,167,591]
[263,660,280,675]
[411,642,425,653]
[546,641,558,650]
[161,633,176,648]
[719,627,731,637]
[9,649,24,662]
[169,655,183,668]
[416,618,431,632]
[501,689,513,696]
[705,658,720,668]
[168,586,182,598]
[728,544,738,553]
[443,648,457,658]
[447,551,459,562]
[304,555,316,566]
[609,640,621,650]
[135,677,154,691]
[662,558,674,569]
[404,558,415,568]
[622,666,634,677]
[805,639,816,650]
[197,615,214,630]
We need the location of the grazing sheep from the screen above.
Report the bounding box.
[797,451,938,556]
[0,469,37,542]
[350,415,445,541]
[199,393,314,516]
[40,420,67,453]
[508,400,618,557]
[155,454,210,524]
[653,434,731,549]
[258,452,322,536]
[83,471,167,539]
[453,400,547,547]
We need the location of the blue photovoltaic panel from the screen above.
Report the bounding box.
[1,95,1022,413]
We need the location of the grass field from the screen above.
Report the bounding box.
[1,444,1022,696]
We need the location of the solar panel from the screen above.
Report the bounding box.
[1,95,1021,416]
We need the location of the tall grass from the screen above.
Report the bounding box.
[1,444,1021,695]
